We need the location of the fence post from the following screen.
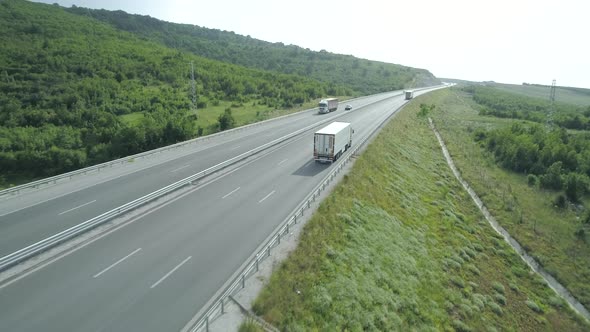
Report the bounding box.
[241,274,245,288]
[221,298,225,314]
[256,256,259,272]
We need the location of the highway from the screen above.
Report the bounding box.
[0,91,399,258]
[0,90,430,331]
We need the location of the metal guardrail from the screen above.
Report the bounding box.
[187,90,414,332]
[0,106,362,273]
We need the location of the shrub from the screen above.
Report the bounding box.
[450,276,466,288]
[452,319,472,332]
[218,108,235,130]
[540,162,564,190]
[493,293,507,305]
[238,318,263,332]
[527,174,538,186]
[489,302,503,315]
[492,281,505,294]
[554,194,567,209]
[548,296,564,308]
[564,173,589,203]
[526,299,543,313]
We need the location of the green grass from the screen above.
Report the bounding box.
[429,88,590,310]
[251,91,589,331]
[121,97,349,136]
[491,83,590,106]
[119,112,145,126]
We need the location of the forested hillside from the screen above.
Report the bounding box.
[64,6,440,94]
[0,0,350,183]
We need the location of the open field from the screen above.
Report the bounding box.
[490,83,590,106]
[250,90,589,331]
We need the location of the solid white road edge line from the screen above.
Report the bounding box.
[58,200,97,216]
[258,190,276,204]
[222,187,241,199]
[150,256,192,289]
[93,248,142,278]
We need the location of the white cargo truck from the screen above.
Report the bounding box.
[318,98,339,114]
[313,122,353,163]
[404,90,414,100]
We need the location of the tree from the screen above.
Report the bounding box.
[218,108,235,131]
[564,173,589,203]
[540,162,564,190]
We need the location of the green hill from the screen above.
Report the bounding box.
[64,6,440,94]
[0,0,348,182]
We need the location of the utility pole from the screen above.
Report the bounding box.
[190,61,197,116]
[546,79,556,131]
[549,79,556,103]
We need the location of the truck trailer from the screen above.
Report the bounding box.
[313,122,353,163]
[318,98,339,114]
[404,90,414,100]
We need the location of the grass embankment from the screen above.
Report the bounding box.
[250,90,589,331]
[429,88,590,310]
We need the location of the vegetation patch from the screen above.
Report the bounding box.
[429,87,590,310]
[251,89,589,331]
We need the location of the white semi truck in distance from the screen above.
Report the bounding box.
[404,90,414,100]
[314,122,353,163]
[318,98,338,114]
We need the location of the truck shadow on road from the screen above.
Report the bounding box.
[292,159,330,177]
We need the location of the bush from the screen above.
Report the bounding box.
[218,108,235,130]
[526,299,543,313]
[452,319,472,332]
[564,173,589,203]
[238,319,263,332]
[489,302,503,315]
[493,293,507,305]
[540,162,564,190]
[527,174,538,186]
[554,194,567,209]
[450,276,466,288]
[492,281,505,294]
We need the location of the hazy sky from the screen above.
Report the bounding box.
[33,0,590,88]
